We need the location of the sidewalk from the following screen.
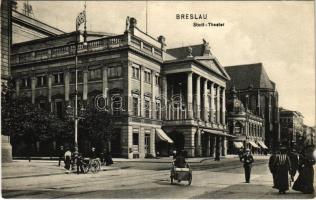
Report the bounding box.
[113,155,269,163]
[2,160,119,179]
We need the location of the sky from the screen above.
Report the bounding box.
[20,1,315,126]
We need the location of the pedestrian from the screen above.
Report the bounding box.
[104,150,113,166]
[76,153,84,174]
[288,147,299,182]
[64,148,72,173]
[58,145,64,167]
[292,145,315,194]
[240,148,254,183]
[272,146,292,194]
[238,147,244,161]
[269,151,278,189]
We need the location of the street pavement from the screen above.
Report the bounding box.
[2,156,316,199]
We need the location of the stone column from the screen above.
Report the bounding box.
[203,79,209,122]
[15,79,20,97]
[139,127,145,158]
[83,69,88,101]
[102,66,108,98]
[150,128,156,157]
[140,66,144,117]
[31,76,36,104]
[216,86,221,123]
[222,136,227,156]
[48,74,53,112]
[210,82,215,123]
[197,129,202,156]
[124,125,133,159]
[64,70,70,102]
[151,72,156,119]
[162,75,168,120]
[222,88,226,125]
[187,72,193,119]
[127,62,133,116]
[212,136,216,157]
[196,76,201,120]
[206,135,211,157]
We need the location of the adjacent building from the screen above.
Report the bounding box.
[11,17,231,158]
[225,63,280,151]
[279,107,304,150]
[226,87,267,154]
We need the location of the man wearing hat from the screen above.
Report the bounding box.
[240,148,254,183]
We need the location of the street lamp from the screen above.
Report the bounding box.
[72,4,87,152]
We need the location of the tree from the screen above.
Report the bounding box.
[1,80,72,156]
[78,105,113,154]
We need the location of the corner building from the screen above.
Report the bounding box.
[11,17,231,158]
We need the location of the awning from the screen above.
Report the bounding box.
[156,129,174,144]
[257,141,268,149]
[248,140,259,148]
[233,141,244,149]
[203,129,236,137]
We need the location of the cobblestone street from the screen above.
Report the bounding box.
[2,156,315,199]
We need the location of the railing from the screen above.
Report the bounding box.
[12,34,164,65]
[11,35,128,65]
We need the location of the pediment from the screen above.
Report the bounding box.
[196,58,230,80]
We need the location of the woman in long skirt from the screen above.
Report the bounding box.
[293,146,315,194]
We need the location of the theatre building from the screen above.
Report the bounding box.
[11,17,231,158]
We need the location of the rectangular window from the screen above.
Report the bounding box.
[36,76,47,87]
[89,68,102,81]
[53,73,64,85]
[108,66,122,78]
[21,77,31,88]
[145,100,150,118]
[132,65,140,79]
[133,97,139,116]
[156,101,160,120]
[133,133,139,145]
[55,101,63,119]
[144,70,151,83]
[70,71,83,83]
[155,75,160,86]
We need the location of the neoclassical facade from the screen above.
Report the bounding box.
[11,17,231,158]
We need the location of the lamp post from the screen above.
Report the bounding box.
[71,4,87,152]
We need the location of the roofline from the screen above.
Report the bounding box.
[12,10,65,34]
[225,62,263,68]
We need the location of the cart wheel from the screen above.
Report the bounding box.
[188,174,192,186]
[170,175,174,184]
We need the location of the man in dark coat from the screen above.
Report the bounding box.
[240,148,254,183]
[269,151,278,189]
[58,146,64,167]
[272,146,292,194]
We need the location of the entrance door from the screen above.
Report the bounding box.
[145,134,150,157]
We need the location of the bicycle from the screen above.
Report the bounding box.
[82,158,101,173]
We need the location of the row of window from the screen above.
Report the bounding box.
[132,97,161,119]
[132,65,160,86]
[19,67,123,88]
[19,65,160,88]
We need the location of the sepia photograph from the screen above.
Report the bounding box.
[1,0,315,198]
